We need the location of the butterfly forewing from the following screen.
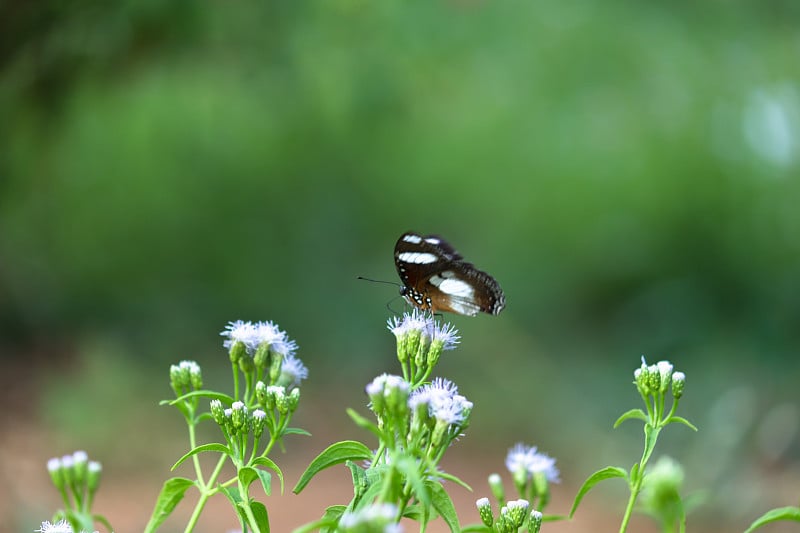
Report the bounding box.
[394,231,505,316]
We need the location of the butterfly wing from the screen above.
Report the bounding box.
[394,232,505,316]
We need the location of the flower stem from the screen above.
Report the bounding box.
[183,455,228,533]
[619,474,642,533]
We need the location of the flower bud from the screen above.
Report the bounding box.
[229,340,247,364]
[255,381,268,407]
[426,340,443,368]
[238,354,254,374]
[512,467,528,496]
[476,497,493,527]
[169,364,183,395]
[395,333,409,364]
[430,418,450,451]
[505,499,529,527]
[72,450,88,486]
[47,457,65,491]
[384,377,410,421]
[288,388,301,412]
[277,391,292,415]
[269,351,284,384]
[231,401,247,430]
[210,399,226,426]
[366,376,387,416]
[636,361,651,395]
[61,454,75,486]
[254,343,270,369]
[656,361,673,393]
[533,471,551,509]
[252,409,267,438]
[493,513,513,533]
[671,372,685,399]
[414,334,429,367]
[647,363,661,393]
[405,328,422,365]
[266,386,285,412]
[528,510,543,533]
[488,473,505,505]
[641,456,684,522]
[186,361,203,390]
[87,461,102,494]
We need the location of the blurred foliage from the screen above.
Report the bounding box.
[1,0,800,530]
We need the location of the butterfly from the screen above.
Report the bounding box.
[394,231,505,316]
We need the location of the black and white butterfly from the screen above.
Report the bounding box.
[394,231,505,316]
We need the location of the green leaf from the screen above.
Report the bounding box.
[220,487,247,532]
[542,514,569,521]
[641,425,660,466]
[92,513,114,533]
[292,506,347,533]
[613,408,648,428]
[346,408,383,439]
[239,466,259,491]
[168,390,235,405]
[402,503,424,520]
[569,466,628,518]
[252,456,285,494]
[144,477,195,533]
[744,506,800,532]
[250,501,270,533]
[221,485,243,504]
[283,427,312,437]
[394,454,429,506]
[666,416,698,431]
[346,460,369,503]
[461,526,493,532]
[435,470,473,491]
[428,480,461,533]
[630,462,640,482]
[196,412,215,423]
[171,443,230,470]
[256,469,272,497]
[64,510,93,533]
[293,440,372,494]
[351,468,386,509]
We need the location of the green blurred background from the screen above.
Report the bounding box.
[2,0,799,531]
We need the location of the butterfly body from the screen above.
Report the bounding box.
[394,232,505,316]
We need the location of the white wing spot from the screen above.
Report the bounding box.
[403,234,423,244]
[424,237,441,245]
[449,299,480,316]
[428,275,445,287]
[439,279,474,298]
[398,252,438,264]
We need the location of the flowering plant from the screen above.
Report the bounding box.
[36,316,800,533]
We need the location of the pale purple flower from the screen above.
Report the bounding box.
[425,320,460,350]
[505,443,560,483]
[221,320,297,357]
[387,309,430,337]
[339,503,401,532]
[47,457,61,473]
[409,378,471,425]
[36,521,73,533]
[279,353,308,388]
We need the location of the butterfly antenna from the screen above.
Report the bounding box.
[357,276,402,288]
